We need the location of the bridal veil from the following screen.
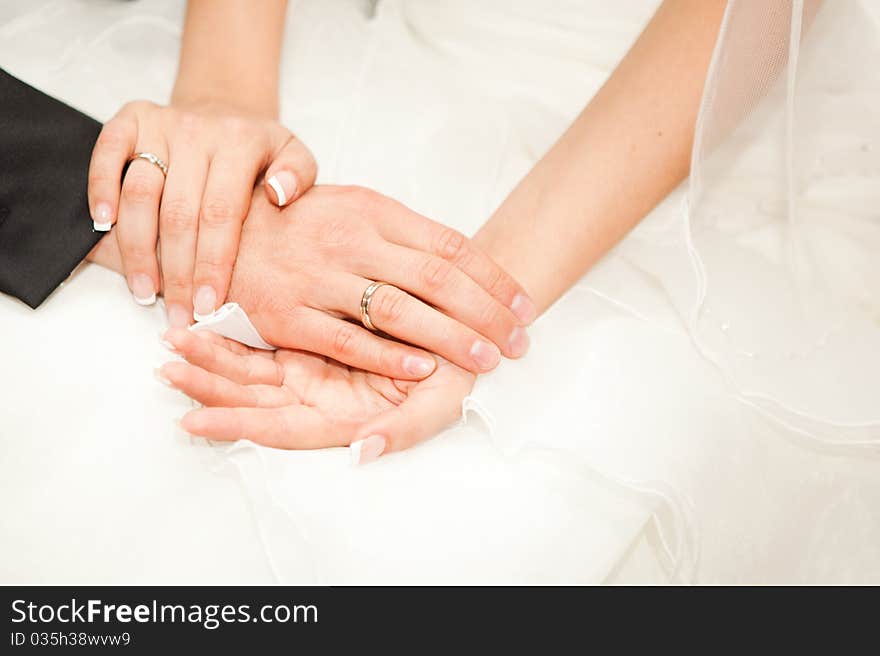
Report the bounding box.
[468,0,880,581]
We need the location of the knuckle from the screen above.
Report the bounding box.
[330,323,358,357]
[87,171,115,191]
[195,252,232,276]
[419,257,454,290]
[161,198,197,232]
[371,287,408,325]
[477,298,505,332]
[315,219,353,248]
[434,227,467,262]
[223,116,253,140]
[200,198,237,227]
[284,305,310,327]
[121,174,159,205]
[350,186,378,204]
[125,99,154,114]
[96,120,132,150]
[118,102,142,120]
[299,144,318,173]
[162,275,191,296]
[483,264,513,299]
[260,295,300,328]
[174,111,200,136]
[119,242,155,264]
[378,345,400,374]
[340,185,380,212]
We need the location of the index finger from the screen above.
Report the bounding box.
[158,144,208,327]
[192,151,261,319]
[87,113,138,230]
[349,364,475,464]
[180,406,349,450]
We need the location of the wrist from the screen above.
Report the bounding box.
[172,77,278,119]
[474,173,578,317]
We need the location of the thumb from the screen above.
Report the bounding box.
[264,135,318,207]
[349,370,474,465]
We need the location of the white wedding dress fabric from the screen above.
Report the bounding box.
[1,0,877,583]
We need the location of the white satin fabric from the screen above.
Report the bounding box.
[0,0,877,583]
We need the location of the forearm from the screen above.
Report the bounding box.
[86,1,725,316]
[474,0,727,314]
[171,0,288,117]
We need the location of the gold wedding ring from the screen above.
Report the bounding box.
[360,281,390,331]
[128,152,168,177]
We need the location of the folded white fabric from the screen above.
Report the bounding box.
[190,303,275,351]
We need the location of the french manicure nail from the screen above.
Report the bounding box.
[93,202,112,231]
[154,368,173,387]
[350,435,386,465]
[131,273,156,306]
[508,326,530,358]
[403,355,435,378]
[469,340,501,371]
[510,294,536,324]
[267,171,298,207]
[192,286,216,320]
[159,332,178,353]
[167,303,190,328]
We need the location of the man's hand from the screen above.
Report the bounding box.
[224,185,534,379]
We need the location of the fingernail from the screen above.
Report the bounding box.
[130,273,156,306]
[350,435,386,465]
[159,331,179,353]
[93,202,112,231]
[193,286,216,320]
[167,303,190,328]
[510,294,536,324]
[403,355,435,378]
[507,326,530,358]
[153,368,173,387]
[470,340,501,371]
[267,171,298,207]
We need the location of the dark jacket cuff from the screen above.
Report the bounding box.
[0,67,104,309]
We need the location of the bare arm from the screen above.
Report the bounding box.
[91,0,725,330]
[172,0,289,117]
[474,0,728,313]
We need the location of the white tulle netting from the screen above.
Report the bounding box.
[467,0,880,581]
[686,0,880,446]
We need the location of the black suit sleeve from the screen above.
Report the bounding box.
[0,67,104,309]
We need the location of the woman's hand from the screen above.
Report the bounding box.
[87,100,317,326]
[225,186,535,378]
[158,328,476,464]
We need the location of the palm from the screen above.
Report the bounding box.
[264,349,412,437]
[160,328,475,452]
